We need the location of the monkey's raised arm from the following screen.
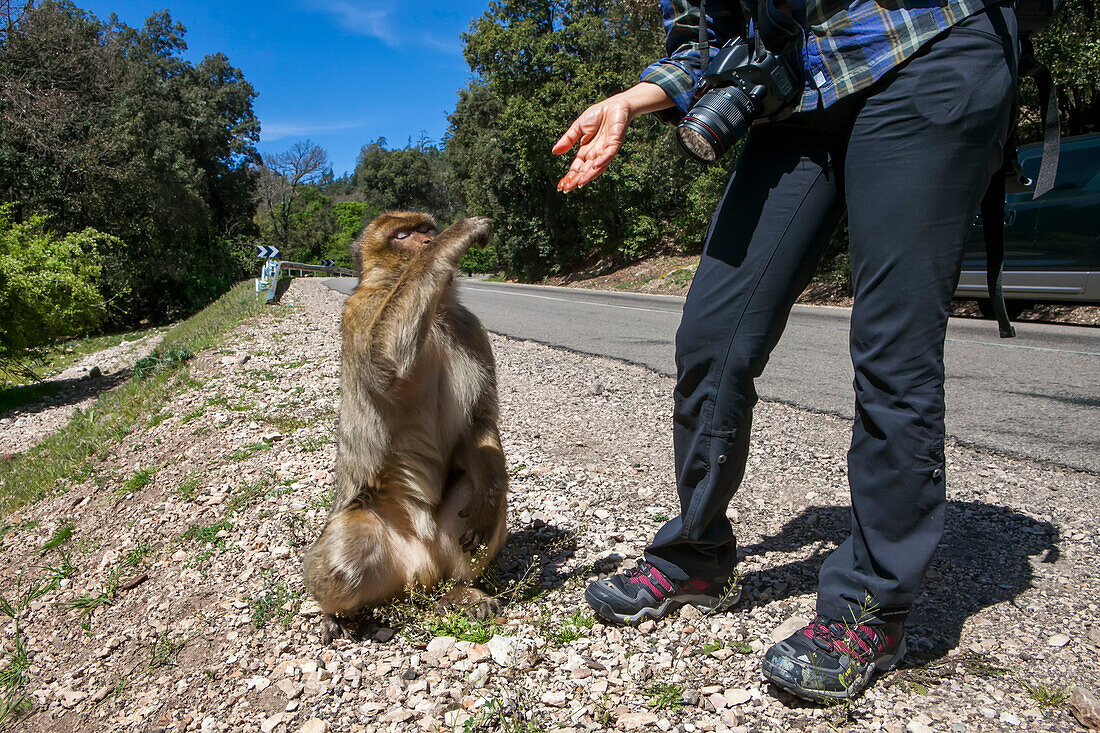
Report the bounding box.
[361,216,492,383]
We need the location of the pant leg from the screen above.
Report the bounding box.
[645,118,848,582]
[816,3,1018,624]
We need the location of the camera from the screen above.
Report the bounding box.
[676,38,800,163]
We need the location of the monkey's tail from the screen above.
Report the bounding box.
[302,505,408,615]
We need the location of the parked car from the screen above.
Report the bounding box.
[955,132,1100,312]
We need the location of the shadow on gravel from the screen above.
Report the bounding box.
[0,370,130,419]
[738,500,1059,661]
[487,522,589,601]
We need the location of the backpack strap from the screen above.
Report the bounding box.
[1020,35,1061,198]
[980,162,1016,338]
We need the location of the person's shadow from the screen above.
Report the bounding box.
[736,500,1059,660]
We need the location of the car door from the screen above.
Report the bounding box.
[1029,137,1100,286]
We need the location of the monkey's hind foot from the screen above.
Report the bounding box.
[437,586,501,621]
[320,613,345,645]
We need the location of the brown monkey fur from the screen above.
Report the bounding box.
[303,212,508,642]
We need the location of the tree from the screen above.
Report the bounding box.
[256,140,331,251]
[0,204,110,363]
[0,2,260,327]
[351,136,460,221]
[446,0,733,278]
[1021,3,1100,141]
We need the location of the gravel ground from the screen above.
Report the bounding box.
[0,332,164,456]
[2,278,1097,733]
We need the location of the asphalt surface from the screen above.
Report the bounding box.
[323,277,1099,474]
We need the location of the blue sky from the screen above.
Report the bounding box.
[81,0,492,176]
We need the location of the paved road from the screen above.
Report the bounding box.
[324,278,1099,474]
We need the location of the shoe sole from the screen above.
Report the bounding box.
[584,585,742,627]
[762,637,908,703]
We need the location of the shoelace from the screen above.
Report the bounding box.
[803,616,881,665]
[624,561,674,596]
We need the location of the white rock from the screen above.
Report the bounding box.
[298,720,328,733]
[486,635,536,668]
[618,711,660,729]
[260,713,286,733]
[246,676,272,691]
[770,616,810,642]
[999,712,1021,726]
[723,689,752,706]
[541,690,568,707]
[1048,633,1071,647]
[427,636,457,653]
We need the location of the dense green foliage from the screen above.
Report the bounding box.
[446,0,734,278]
[1021,2,1100,142]
[0,205,112,359]
[0,1,259,330]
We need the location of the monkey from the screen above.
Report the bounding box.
[303,212,509,643]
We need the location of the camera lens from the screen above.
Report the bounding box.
[675,87,753,164]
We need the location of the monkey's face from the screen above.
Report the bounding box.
[356,212,440,272]
[390,221,438,252]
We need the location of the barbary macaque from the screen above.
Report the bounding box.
[303,212,508,642]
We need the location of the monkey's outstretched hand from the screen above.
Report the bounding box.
[553,82,676,193]
[431,216,492,266]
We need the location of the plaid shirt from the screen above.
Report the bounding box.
[641,0,992,116]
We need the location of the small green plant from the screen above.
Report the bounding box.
[225,475,273,514]
[181,520,232,546]
[134,347,195,379]
[175,477,201,501]
[644,680,684,711]
[122,543,154,568]
[179,408,205,424]
[148,409,172,428]
[546,609,596,645]
[250,570,303,629]
[35,554,77,593]
[64,566,123,617]
[651,512,670,522]
[1020,678,1070,709]
[39,523,74,554]
[226,442,272,462]
[423,611,502,643]
[699,639,725,655]
[121,466,157,494]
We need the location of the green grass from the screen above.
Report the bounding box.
[546,609,596,645]
[181,520,232,546]
[121,467,157,494]
[38,523,74,554]
[1,326,162,389]
[175,478,201,501]
[179,408,205,424]
[422,611,502,643]
[644,680,684,711]
[226,442,272,462]
[1020,678,1070,709]
[0,282,263,517]
[249,570,303,628]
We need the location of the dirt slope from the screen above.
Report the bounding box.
[2,278,1097,733]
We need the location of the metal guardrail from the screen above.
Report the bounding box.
[255,261,355,304]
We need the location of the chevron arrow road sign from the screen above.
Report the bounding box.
[321,259,336,267]
[256,246,280,259]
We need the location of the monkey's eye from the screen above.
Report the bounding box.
[417,225,436,235]
[394,231,410,240]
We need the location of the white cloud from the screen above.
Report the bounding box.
[260,120,365,142]
[308,0,396,44]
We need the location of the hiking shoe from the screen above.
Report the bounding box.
[584,560,740,626]
[761,616,907,702]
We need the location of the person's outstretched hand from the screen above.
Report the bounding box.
[553,83,674,193]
